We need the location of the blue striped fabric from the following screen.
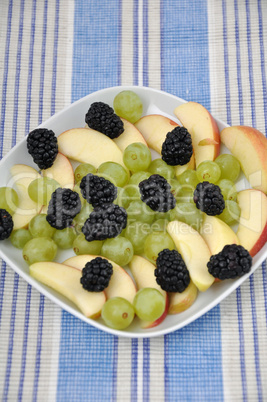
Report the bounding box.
[0,0,267,400]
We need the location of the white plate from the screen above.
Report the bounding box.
[0,86,266,338]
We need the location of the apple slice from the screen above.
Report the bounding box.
[135,114,178,154]
[201,215,239,255]
[58,128,126,169]
[174,102,220,167]
[42,152,74,189]
[168,280,198,314]
[236,189,267,257]
[29,262,106,318]
[10,164,43,230]
[63,255,137,304]
[220,126,267,194]
[167,221,214,291]
[128,255,168,328]
[113,118,147,152]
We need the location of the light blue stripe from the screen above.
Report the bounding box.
[222,0,232,125]
[32,295,45,402]
[57,315,116,401]
[262,261,267,325]
[143,0,149,87]
[143,338,150,402]
[38,0,48,124]
[234,0,244,125]
[0,0,13,158]
[17,285,32,402]
[57,1,121,399]
[2,274,19,402]
[25,0,37,134]
[236,288,248,401]
[131,339,138,402]
[257,0,267,132]
[161,1,224,399]
[51,0,60,116]
[133,0,139,86]
[0,262,7,324]
[245,0,256,127]
[71,0,121,102]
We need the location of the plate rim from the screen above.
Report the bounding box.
[0,85,266,338]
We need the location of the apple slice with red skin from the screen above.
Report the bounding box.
[29,261,106,318]
[63,255,137,304]
[220,126,267,194]
[236,189,267,257]
[168,280,198,314]
[174,102,220,167]
[42,152,75,189]
[128,255,169,329]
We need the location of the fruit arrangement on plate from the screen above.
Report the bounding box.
[0,88,266,334]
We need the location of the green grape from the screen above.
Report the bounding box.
[154,211,171,221]
[101,237,134,266]
[114,187,130,209]
[144,231,175,263]
[217,179,237,201]
[101,297,135,330]
[125,171,151,200]
[170,203,203,231]
[73,204,93,233]
[133,288,165,322]
[73,182,86,206]
[98,162,129,187]
[148,159,175,180]
[73,233,103,255]
[196,161,221,184]
[29,214,56,238]
[126,200,155,224]
[178,169,199,188]
[53,227,76,249]
[215,154,240,182]
[123,143,151,172]
[151,219,169,232]
[10,229,32,249]
[125,220,150,254]
[74,163,96,183]
[113,90,143,124]
[168,179,182,200]
[28,177,60,205]
[0,187,19,215]
[175,185,194,204]
[217,200,241,225]
[23,237,57,265]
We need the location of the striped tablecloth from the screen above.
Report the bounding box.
[0,0,266,400]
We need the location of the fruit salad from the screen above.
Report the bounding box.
[0,89,267,332]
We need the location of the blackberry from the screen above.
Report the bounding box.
[80,173,117,207]
[80,257,113,292]
[85,102,124,139]
[207,244,252,280]
[139,174,176,212]
[0,209,13,240]
[193,181,225,216]
[161,126,193,166]
[46,188,81,230]
[27,128,58,170]
[82,204,127,242]
[155,249,190,292]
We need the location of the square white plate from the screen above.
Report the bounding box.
[0,86,266,338]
